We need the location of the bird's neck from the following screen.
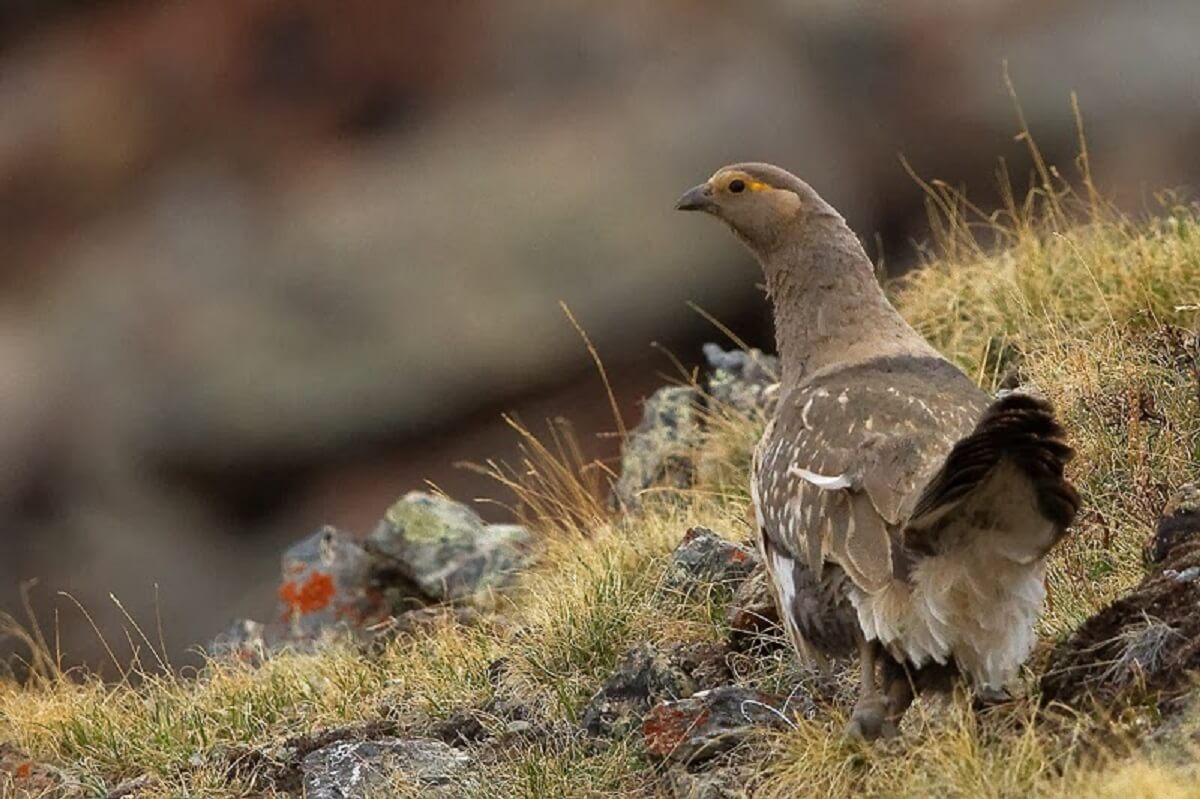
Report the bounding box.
[762,218,930,386]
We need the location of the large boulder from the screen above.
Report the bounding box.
[367,492,531,603]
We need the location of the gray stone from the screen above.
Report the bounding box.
[504,720,535,736]
[643,686,799,765]
[582,643,698,738]
[663,527,758,594]
[366,492,531,602]
[280,526,393,640]
[301,738,473,799]
[1166,566,1200,582]
[703,344,779,416]
[612,386,703,510]
[208,618,279,665]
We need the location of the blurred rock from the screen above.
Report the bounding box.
[663,527,758,594]
[612,387,702,510]
[642,686,794,765]
[703,344,779,416]
[1042,484,1200,709]
[280,525,394,640]
[582,643,698,739]
[366,492,531,603]
[301,738,474,799]
[209,618,277,665]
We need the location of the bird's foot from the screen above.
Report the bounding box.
[972,685,1015,711]
[844,696,898,741]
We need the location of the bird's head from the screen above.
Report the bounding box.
[675,162,836,254]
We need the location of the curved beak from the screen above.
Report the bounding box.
[675,182,715,212]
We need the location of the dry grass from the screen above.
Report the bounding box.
[3,137,1200,796]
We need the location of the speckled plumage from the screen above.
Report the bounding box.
[751,355,988,660]
[678,162,1079,738]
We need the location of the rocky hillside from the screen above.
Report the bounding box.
[2,177,1200,797]
[7,0,1200,673]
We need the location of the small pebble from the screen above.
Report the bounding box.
[1170,566,1200,582]
[504,720,533,735]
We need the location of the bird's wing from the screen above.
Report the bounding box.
[758,357,987,593]
[902,393,1079,562]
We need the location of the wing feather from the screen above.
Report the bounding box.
[755,357,989,594]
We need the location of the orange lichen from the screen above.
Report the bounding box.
[643,704,712,757]
[279,571,337,616]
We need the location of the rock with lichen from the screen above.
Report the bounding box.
[612,386,703,510]
[0,744,68,798]
[663,527,758,594]
[582,643,699,738]
[280,525,396,640]
[366,492,531,603]
[611,346,780,512]
[209,618,282,665]
[302,738,475,799]
[703,343,779,416]
[642,686,798,765]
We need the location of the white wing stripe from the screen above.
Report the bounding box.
[788,466,852,490]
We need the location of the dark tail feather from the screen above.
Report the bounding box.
[909,393,1080,534]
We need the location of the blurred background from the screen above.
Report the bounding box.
[2,0,1199,669]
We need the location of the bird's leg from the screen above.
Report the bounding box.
[845,635,896,740]
[880,655,915,732]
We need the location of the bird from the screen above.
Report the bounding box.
[675,163,1079,739]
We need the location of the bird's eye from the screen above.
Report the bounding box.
[728,179,746,194]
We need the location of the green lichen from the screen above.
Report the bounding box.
[385,500,450,545]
